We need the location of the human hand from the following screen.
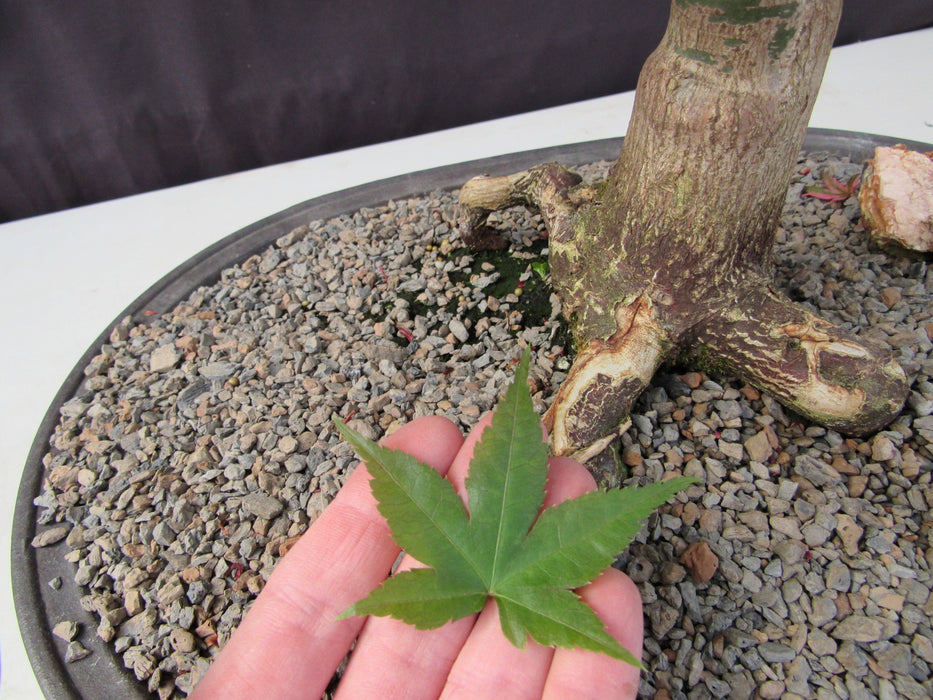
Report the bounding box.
[191,414,643,699]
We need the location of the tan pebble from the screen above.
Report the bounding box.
[170,628,197,653]
[770,516,803,539]
[181,566,203,583]
[744,430,773,463]
[912,634,933,663]
[698,508,723,532]
[831,455,860,475]
[680,541,719,583]
[739,385,760,401]
[834,595,853,619]
[874,590,905,612]
[124,589,144,617]
[879,287,902,308]
[866,655,892,680]
[681,371,703,389]
[681,501,700,527]
[871,435,898,461]
[848,474,869,497]
[194,620,217,639]
[711,634,724,659]
[901,448,921,478]
[278,535,303,557]
[848,591,868,610]
[759,680,784,699]
[97,619,115,643]
[52,620,79,642]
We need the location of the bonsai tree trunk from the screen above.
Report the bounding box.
[458,0,908,463]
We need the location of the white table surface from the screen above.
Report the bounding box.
[2,28,931,699]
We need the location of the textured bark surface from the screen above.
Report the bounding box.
[458,0,909,463]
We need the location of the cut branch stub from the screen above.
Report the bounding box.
[458,163,588,251]
[543,295,668,463]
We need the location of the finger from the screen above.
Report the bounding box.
[441,599,555,700]
[541,456,597,508]
[439,454,598,699]
[542,569,643,700]
[333,558,475,700]
[334,415,495,699]
[443,411,494,497]
[191,415,465,700]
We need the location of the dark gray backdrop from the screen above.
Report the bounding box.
[2,1,931,222]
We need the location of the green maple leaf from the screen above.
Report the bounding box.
[335,350,694,667]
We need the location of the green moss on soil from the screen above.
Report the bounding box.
[367,235,573,353]
[449,238,574,349]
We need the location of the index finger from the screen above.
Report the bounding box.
[191,415,465,700]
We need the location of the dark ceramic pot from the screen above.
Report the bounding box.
[13,130,932,699]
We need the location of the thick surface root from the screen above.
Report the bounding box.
[459,165,910,463]
[691,285,909,437]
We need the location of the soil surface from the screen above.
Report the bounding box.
[27,153,933,699]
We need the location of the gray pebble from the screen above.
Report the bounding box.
[785,655,813,695]
[64,640,91,663]
[647,601,680,638]
[831,614,896,642]
[177,379,212,412]
[825,560,851,592]
[792,454,843,486]
[199,362,238,381]
[759,641,796,663]
[809,595,837,627]
[151,521,175,547]
[807,628,837,656]
[773,539,808,565]
[866,532,895,554]
[242,492,284,520]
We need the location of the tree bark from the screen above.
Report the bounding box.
[459,0,908,463]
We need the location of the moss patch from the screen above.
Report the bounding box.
[368,234,574,353]
[448,238,573,348]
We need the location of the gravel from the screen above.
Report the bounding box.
[30,152,933,698]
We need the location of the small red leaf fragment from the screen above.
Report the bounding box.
[396,325,414,342]
[803,170,860,203]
